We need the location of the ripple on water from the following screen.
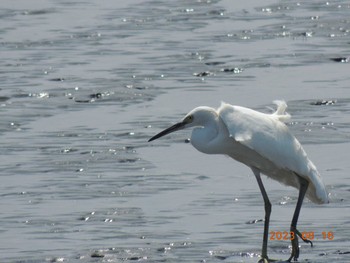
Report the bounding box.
[284,98,350,144]
[1,0,350,262]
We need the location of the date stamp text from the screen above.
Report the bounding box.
[269,231,334,241]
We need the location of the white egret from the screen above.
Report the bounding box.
[148,101,329,262]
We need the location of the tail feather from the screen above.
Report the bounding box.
[272,100,291,122]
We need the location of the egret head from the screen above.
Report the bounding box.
[148,106,217,142]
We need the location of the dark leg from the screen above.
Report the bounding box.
[287,176,312,262]
[252,168,272,262]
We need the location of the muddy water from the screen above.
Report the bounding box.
[1,0,350,262]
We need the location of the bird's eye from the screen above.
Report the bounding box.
[185,115,193,123]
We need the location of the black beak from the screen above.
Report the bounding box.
[148,121,186,142]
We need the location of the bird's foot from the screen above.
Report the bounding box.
[287,226,314,262]
[258,256,278,263]
[294,228,313,247]
[287,227,300,262]
[258,259,269,263]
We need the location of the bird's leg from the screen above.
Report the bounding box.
[287,176,310,262]
[252,168,272,262]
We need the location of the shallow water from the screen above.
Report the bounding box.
[1,0,350,262]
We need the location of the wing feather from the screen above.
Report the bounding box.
[218,101,328,204]
[218,101,298,172]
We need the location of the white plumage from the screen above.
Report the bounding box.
[149,101,329,262]
[217,101,328,204]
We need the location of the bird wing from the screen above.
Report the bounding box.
[218,101,329,204]
[218,101,306,174]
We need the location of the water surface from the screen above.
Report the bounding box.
[1,0,350,262]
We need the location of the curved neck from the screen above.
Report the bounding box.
[190,118,220,154]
